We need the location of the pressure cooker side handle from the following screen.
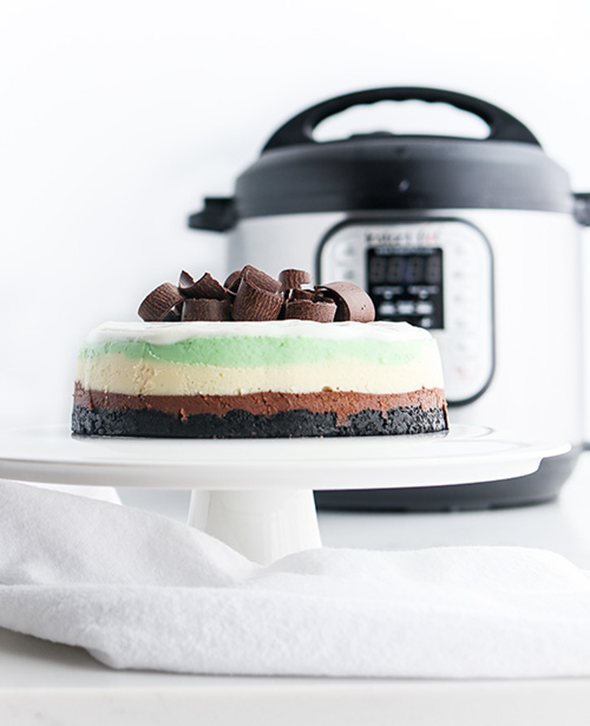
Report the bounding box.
[262,87,540,151]
[574,193,590,227]
[188,196,236,232]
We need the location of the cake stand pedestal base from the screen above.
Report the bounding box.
[188,489,321,564]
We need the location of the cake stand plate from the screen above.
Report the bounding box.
[0,425,570,564]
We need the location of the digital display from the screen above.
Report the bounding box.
[366,246,444,329]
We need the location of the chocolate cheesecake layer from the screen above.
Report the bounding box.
[74,384,446,423]
[72,385,448,439]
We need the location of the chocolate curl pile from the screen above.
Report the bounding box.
[137,265,375,323]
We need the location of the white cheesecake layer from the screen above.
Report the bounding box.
[75,354,444,396]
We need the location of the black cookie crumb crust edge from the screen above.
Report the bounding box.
[71,405,449,439]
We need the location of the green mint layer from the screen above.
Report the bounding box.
[79,336,435,367]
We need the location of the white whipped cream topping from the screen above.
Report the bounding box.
[85,320,432,345]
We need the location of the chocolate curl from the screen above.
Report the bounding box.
[315,281,376,322]
[182,298,232,321]
[178,270,230,300]
[179,269,195,290]
[163,308,181,322]
[279,268,312,293]
[231,278,283,321]
[291,288,315,301]
[224,269,243,292]
[138,283,185,322]
[241,265,281,294]
[284,298,337,322]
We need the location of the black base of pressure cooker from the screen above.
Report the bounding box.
[314,448,580,512]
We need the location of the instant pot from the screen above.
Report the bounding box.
[188,87,590,511]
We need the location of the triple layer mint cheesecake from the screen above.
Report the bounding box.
[71,266,448,438]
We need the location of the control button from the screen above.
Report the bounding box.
[334,244,357,262]
[378,302,396,316]
[450,293,472,305]
[453,334,480,354]
[397,301,415,315]
[452,361,480,380]
[416,301,433,315]
[453,317,477,331]
[331,267,357,283]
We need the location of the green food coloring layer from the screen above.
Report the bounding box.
[79,336,436,367]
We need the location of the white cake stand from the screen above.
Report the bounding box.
[0,424,570,564]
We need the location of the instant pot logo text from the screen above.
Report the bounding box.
[365,229,440,246]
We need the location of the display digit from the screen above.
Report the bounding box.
[368,256,387,284]
[387,256,405,285]
[406,256,424,284]
[425,255,442,284]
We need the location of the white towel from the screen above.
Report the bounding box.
[22,480,122,504]
[1,478,590,678]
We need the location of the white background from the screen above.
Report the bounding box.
[1,0,589,429]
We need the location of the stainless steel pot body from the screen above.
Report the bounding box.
[227,207,584,451]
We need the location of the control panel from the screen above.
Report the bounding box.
[318,219,494,405]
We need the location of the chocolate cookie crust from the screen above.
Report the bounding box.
[71,404,448,439]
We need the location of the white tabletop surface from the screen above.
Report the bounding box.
[2,452,590,725]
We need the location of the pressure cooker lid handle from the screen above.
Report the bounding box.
[262,87,540,151]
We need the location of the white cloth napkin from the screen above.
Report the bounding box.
[22,480,122,504]
[1,479,590,678]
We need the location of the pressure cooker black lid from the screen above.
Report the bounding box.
[189,87,576,231]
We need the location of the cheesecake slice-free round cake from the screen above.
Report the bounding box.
[71,266,448,438]
[71,319,447,438]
